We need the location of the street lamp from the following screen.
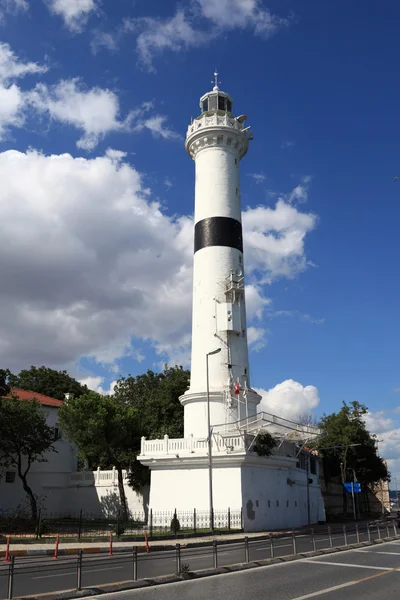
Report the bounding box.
[206,347,221,533]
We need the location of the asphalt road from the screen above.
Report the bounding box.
[0,522,397,599]
[79,539,400,600]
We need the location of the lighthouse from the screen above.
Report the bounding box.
[138,77,324,532]
[181,73,261,438]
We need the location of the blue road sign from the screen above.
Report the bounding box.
[344,482,361,493]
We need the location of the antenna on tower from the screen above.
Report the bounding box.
[212,69,221,90]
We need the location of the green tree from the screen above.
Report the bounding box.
[112,365,189,490]
[316,401,389,512]
[11,365,88,401]
[113,365,188,438]
[58,392,140,520]
[0,368,14,397]
[0,395,59,519]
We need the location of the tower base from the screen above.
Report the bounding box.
[139,434,325,532]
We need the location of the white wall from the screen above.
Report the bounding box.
[147,456,324,532]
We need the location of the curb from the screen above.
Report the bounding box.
[13,535,399,600]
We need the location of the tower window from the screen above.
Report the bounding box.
[202,98,209,112]
[227,99,232,112]
[235,158,238,165]
[209,94,217,110]
[218,95,226,111]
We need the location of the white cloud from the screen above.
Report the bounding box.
[0,148,194,371]
[247,326,266,351]
[91,31,118,55]
[134,114,182,141]
[45,0,98,32]
[0,42,46,83]
[0,151,316,373]
[243,197,317,283]
[281,140,295,149]
[256,379,320,421]
[103,2,291,68]
[28,80,179,150]
[287,176,312,204]
[28,79,127,150]
[125,9,210,71]
[268,309,324,325]
[0,0,29,18]
[196,0,292,36]
[0,42,47,139]
[248,173,265,184]
[245,284,271,320]
[359,410,400,480]
[79,376,117,395]
[364,411,393,435]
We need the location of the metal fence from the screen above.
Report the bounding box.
[0,517,398,600]
[0,508,243,540]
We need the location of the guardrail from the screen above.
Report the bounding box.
[0,518,398,599]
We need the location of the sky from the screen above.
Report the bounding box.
[1,0,400,485]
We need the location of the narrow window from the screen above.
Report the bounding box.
[202,98,209,112]
[227,99,232,112]
[218,95,225,111]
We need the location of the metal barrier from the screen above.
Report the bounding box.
[0,518,398,599]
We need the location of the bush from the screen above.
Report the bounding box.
[170,515,180,534]
[36,519,49,538]
[254,432,277,457]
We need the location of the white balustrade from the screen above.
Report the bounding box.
[140,434,246,457]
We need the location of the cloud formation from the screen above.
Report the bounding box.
[256,379,320,421]
[0,148,316,372]
[0,42,47,139]
[122,1,291,70]
[45,0,98,32]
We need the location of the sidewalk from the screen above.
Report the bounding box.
[0,518,388,558]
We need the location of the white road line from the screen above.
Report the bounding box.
[301,559,393,571]
[289,580,360,600]
[356,550,400,556]
[33,566,124,580]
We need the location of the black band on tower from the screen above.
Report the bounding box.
[194,216,243,254]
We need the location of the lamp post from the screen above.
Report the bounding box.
[206,347,221,533]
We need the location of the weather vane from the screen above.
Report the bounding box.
[212,69,221,89]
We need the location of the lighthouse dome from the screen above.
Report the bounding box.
[199,88,233,115]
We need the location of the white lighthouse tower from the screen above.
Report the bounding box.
[181,73,261,438]
[139,76,324,532]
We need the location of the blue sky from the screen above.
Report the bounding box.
[1,0,400,482]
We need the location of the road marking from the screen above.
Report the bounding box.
[356,550,400,556]
[301,559,394,571]
[289,568,395,600]
[33,566,124,579]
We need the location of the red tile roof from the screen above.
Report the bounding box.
[9,388,63,408]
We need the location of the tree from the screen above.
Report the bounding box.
[10,366,88,401]
[58,392,140,520]
[0,395,59,519]
[113,365,189,490]
[315,401,389,513]
[113,365,188,438]
[0,368,13,397]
